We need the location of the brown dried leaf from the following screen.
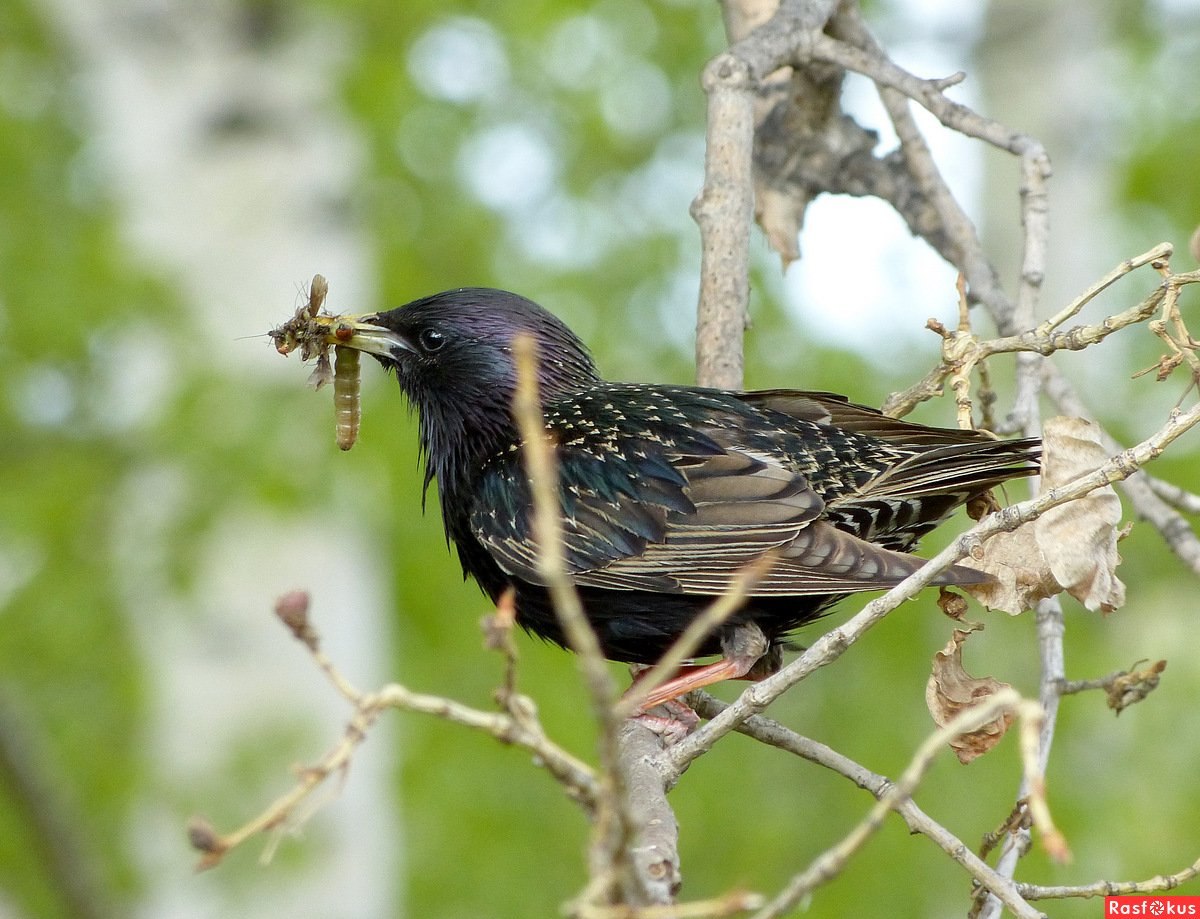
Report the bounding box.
[926,624,1015,764]
[1036,417,1126,613]
[756,185,804,269]
[960,416,1126,614]
[936,587,969,621]
[1107,659,1167,714]
[956,524,1060,614]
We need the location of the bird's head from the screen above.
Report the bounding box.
[336,287,598,403]
[330,288,599,490]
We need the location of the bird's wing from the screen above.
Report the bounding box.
[738,389,1013,447]
[734,389,1040,547]
[469,423,971,597]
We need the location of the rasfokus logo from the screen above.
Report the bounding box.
[1106,896,1200,916]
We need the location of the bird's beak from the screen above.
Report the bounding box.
[323,314,414,360]
[270,308,413,362]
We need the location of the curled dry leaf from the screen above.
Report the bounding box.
[1108,659,1167,714]
[757,188,804,269]
[1038,417,1126,611]
[937,587,969,621]
[926,623,1015,764]
[960,416,1127,614]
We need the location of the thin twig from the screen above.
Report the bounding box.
[687,694,1040,916]
[190,679,600,870]
[1145,475,1200,514]
[751,689,1052,919]
[511,334,631,909]
[1017,853,1200,900]
[1035,243,1174,336]
[191,601,598,870]
[576,889,765,919]
[883,252,1180,419]
[1057,659,1167,713]
[511,335,621,723]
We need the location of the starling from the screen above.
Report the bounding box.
[320,288,1039,710]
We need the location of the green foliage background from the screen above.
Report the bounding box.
[1,1,1197,917]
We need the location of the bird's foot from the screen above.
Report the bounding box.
[628,622,777,712]
[629,698,700,743]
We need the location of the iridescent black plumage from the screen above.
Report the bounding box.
[340,289,1039,696]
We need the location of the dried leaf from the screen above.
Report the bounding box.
[960,416,1126,614]
[756,185,803,269]
[936,587,969,621]
[956,523,1060,614]
[1107,659,1167,714]
[1036,417,1126,612]
[926,624,1015,764]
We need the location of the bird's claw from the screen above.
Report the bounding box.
[628,698,700,744]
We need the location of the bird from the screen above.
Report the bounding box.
[322,288,1040,711]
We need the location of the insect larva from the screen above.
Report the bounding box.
[271,274,364,450]
[333,344,361,451]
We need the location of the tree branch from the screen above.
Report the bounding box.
[688,694,1045,918]
[190,595,598,870]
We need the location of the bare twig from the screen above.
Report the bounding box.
[512,335,636,909]
[191,680,599,869]
[752,688,1054,919]
[1057,659,1167,713]
[1036,243,1174,335]
[692,51,756,391]
[511,335,621,723]
[191,600,598,870]
[1145,475,1200,514]
[1017,853,1200,900]
[882,246,1181,419]
[688,693,1043,916]
[979,801,1032,862]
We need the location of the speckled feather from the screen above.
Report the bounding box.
[358,289,1040,666]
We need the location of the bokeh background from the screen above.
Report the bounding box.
[2,1,1198,917]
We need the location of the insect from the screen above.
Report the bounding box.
[269,274,330,359]
[270,274,363,450]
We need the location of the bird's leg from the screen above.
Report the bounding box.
[630,623,777,714]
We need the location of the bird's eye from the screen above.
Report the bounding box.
[418,328,446,353]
